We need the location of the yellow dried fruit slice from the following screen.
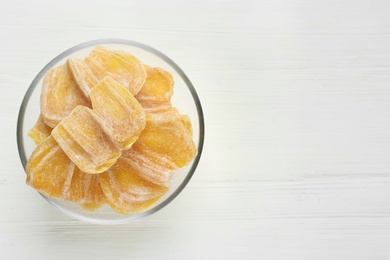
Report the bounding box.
[52,106,121,174]
[85,46,146,95]
[63,167,106,210]
[67,58,99,98]
[98,156,168,214]
[28,115,53,145]
[83,55,107,82]
[90,76,146,150]
[121,146,178,187]
[135,67,174,112]
[26,136,106,209]
[135,108,197,168]
[26,136,75,198]
[40,64,91,128]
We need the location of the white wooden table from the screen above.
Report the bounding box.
[2,0,390,259]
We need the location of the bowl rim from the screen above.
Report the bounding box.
[16,38,205,225]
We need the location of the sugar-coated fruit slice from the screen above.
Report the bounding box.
[26,136,106,209]
[85,47,146,95]
[28,115,53,145]
[135,67,174,112]
[134,108,197,168]
[98,156,168,215]
[63,167,106,210]
[67,58,100,98]
[83,54,107,83]
[90,76,146,150]
[52,106,121,174]
[40,64,91,128]
[26,136,75,198]
[121,146,178,187]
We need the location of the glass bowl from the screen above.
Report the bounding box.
[17,39,204,224]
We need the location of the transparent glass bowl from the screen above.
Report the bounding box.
[17,39,204,224]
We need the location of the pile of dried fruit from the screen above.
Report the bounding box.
[26,47,197,214]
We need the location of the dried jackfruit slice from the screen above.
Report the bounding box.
[40,64,91,128]
[28,115,53,145]
[83,54,107,83]
[52,106,121,174]
[63,167,106,210]
[26,136,75,198]
[90,76,146,150]
[26,136,106,209]
[119,108,196,187]
[121,146,178,187]
[134,108,197,168]
[85,46,146,95]
[67,58,99,98]
[135,67,174,112]
[98,156,168,215]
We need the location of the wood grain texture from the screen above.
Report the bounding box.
[2,0,390,259]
